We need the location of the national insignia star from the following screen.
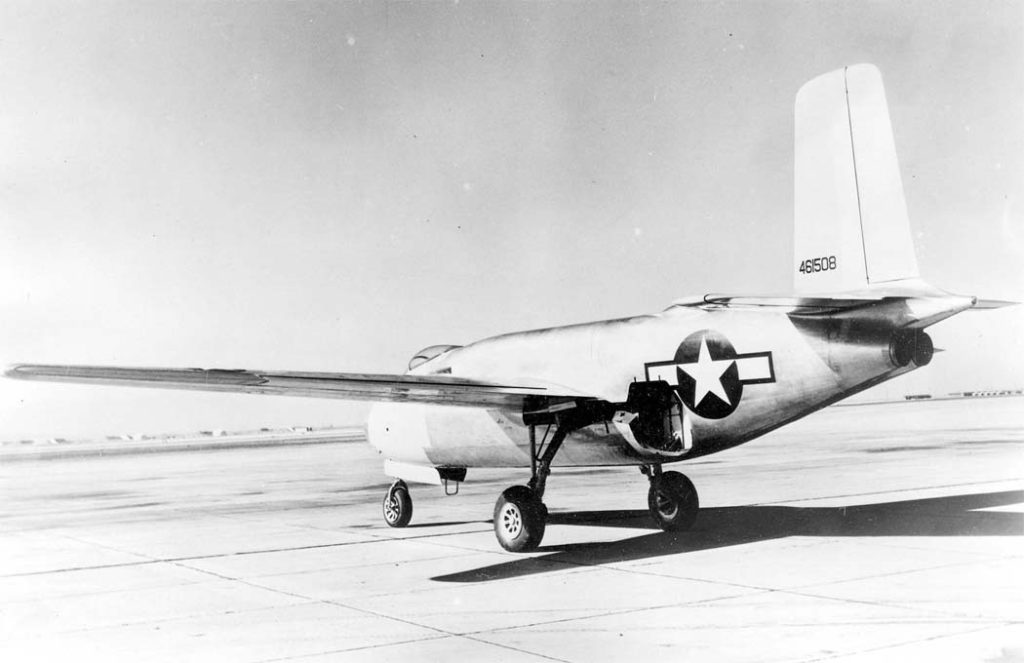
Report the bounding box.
[678,336,734,406]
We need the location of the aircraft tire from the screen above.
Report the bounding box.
[383,481,413,528]
[493,485,546,552]
[648,471,699,532]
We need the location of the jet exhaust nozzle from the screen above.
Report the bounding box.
[889,330,934,368]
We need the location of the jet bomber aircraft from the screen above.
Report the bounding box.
[8,65,1009,552]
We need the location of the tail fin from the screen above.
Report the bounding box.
[793,64,919,294]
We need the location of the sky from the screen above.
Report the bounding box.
[1,1,1022,440]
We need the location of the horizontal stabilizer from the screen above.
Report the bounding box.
[672,289,977,329]
[695,294,881,315]
[4,364,593,409]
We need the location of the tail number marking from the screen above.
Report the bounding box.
[798,255,837,274]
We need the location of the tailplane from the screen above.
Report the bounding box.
[794,64,919,294]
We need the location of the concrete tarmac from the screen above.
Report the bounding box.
[1,398,1022,662]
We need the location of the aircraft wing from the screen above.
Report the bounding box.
[4,364,594,409]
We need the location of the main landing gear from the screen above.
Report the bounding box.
[382,413,699,551]
[493,423,566,552]
[642,465,699,532]
[490,415,701,551]
[491,460,701,552]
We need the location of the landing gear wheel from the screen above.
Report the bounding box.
[382,480,413,528]
[493,485,546,552]
[648,471,699,532]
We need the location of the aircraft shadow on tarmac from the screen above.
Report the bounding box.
[432,490,1024,583]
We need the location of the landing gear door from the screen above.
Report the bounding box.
[669,403,694,454]
[614,381,693,458]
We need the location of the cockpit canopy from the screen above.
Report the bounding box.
[408,344,462,371]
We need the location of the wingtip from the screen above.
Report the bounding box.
[3,364,58,380]
[4,364,29,379]
[971,299,1020,310]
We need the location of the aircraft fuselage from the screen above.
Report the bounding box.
[367,302,919,470]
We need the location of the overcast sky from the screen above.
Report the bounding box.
[1,1,1021,439]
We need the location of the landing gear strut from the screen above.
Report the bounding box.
[493,423,569,552]
[643,465,699,531]
[382,479,413,528]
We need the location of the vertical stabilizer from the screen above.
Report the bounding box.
[794,64,919,294]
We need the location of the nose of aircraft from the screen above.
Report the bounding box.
[365,401,433,465]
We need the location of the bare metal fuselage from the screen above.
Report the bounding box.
[367,301,921,469]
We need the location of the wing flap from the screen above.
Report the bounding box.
[4,364,592,409]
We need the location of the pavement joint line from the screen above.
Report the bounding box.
[797,622,1010,662]
[588,563,785,594]
[317,552,598,603]
[255,633,569,663]
[436,539,806,594]
[356,524,497,544]
[50,529,159,564]
[0,595,333,641]
[350,565,600,604]
[14,518,527,574]
[845,538,1024,559]
[514,552,1020,625]
[466,605,1019,655]
[166,556,590,663]
[750,478,1024,506]
[629,559,1018,624]
[0,537,446,578]
[633,565,821,592]
[0,576,222,608]
[477,617,1004,638]
[214,549,487,583]
[342,527,600,562]
[790,552,1024,594]
[463,589,766,638]
[379,527,941,599]
[766,583,1016,623]
[133,500,499,543]
[456,634,573,662]
[3,522,569,584]
[176,561,464,639]
[182,553,561,647]
[253,634,454,663]
[240,572,571,663]
[352,519,707,564]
